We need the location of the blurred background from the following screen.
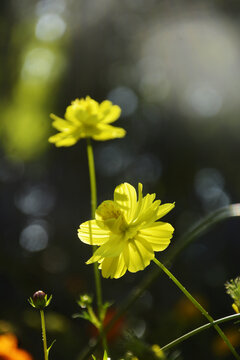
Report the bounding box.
[1,0,240,359]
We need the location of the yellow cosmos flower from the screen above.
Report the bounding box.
[49,96,126,147]
[78,182,175,279]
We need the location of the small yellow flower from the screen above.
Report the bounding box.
[232,303,239,314]
[152,344,165,359]
[49,96,126,147]
[78,182,175,279]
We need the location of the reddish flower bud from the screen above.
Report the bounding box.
[33,291,46,309]
[28,290,52,310]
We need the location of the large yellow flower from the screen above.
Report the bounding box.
[49,96,126,147]
[78,183,175,279]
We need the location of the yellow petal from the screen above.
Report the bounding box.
[84,96,99,114]
[134,193,159,226]
[48,133,78,147]
[65,104,87,124]
[157,203,175,219]
[138,222,174,251]
[86,235,125,263]
[78,220,110,245]
[92,124,126,141]
[99,101,121,124]
[50,114,73,131]
[138,183,143,202]
[99,254,127,279]
[114,182,137,222]
[123,237,154,273]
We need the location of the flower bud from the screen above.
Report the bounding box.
[77,294,92,308]
[28,290,52,310]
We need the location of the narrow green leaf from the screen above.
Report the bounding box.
[100,301,112,322]
[73,311,92,322]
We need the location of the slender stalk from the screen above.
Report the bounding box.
[86,138,102,309]
[162,313,240,352]
[40,310,48,360]
[86,138,97,219]
[153,258,240,360]
[86,137,108,354]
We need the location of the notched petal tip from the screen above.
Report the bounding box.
[157,202,175,219]
[86,258,94,265]
[50,113,58,120]
[48,136,55,144]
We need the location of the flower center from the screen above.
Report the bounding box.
[124,226,138,242]
[96,200,128,233]
[96,200,122,221]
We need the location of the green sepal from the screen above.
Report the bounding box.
[100,301,112,322]
[45,294,52,307]
[73,309,100,328]
[77,293,93,308]
[47,339,56,355]
[28,297,36,308]
[73,311,92,323]
[91,351,108,360]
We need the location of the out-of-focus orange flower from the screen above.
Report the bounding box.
[212,328,240,357]
[175,294,208,322]
[0,333,33,360]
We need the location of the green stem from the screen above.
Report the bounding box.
[100,326,109,356]
[40,310,48,360]
[86,138,102,309]
[162,312,240,352]
[153,258,240,360]
[87,305,101,329]
[86,137,108,354]
[86,138,97,219]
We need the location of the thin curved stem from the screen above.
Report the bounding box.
[162,313,240,352]
[86,138,108,354]
[153,258,240,360]
[40,310,48,360]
